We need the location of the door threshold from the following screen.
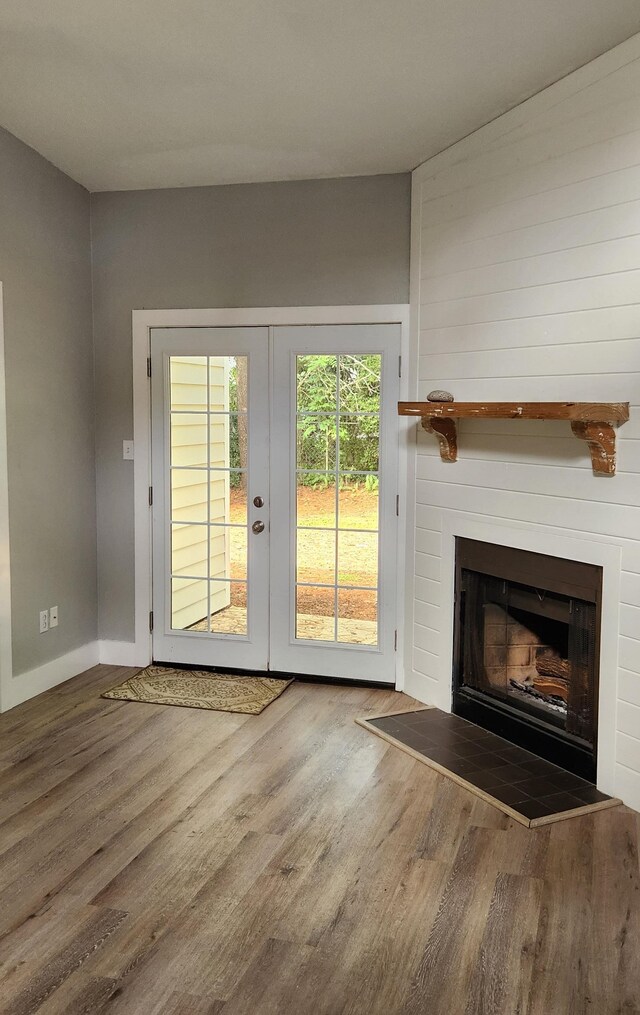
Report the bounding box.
[152,659,394,690]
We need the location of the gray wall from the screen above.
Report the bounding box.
[0,127,96,675]
[91,173,411,642]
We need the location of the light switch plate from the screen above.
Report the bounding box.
[123,440,134,460]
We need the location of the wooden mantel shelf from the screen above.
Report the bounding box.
[398,401,630,475]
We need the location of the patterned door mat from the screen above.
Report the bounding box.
[356,707,620,828]
[102,665,293,715]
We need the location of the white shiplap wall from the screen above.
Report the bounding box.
[408,33,640,809]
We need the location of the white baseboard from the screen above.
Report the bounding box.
[98,640,139,667]
[4,641,100,711]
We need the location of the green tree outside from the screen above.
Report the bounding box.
[228,354,380,488]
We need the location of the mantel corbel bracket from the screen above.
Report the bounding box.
[570,420,618,476]
[421,417,458,462]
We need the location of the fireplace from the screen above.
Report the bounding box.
[453,538,602,781]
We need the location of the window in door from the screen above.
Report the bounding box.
[295,354,381,647]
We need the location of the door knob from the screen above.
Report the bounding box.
[252,520,265,534]
[253,495,264,508]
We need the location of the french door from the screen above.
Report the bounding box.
[150,323,400,683]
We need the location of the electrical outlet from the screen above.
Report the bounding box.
[39,610,49,634]
[122,440,134,460]
[49,605,58,628]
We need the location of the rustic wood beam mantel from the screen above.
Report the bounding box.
[398,401,630,475]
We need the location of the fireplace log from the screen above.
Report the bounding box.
[532,677,569,702]
[534,651,570,702]
[535,652,570,681]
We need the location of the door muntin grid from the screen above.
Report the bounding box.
[294,354,380,647]
[168,354,249,637]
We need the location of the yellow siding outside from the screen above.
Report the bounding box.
[169,356,231,628]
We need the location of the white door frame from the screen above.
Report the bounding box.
[132,305,412,687]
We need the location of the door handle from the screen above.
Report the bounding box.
[252,520,265,534]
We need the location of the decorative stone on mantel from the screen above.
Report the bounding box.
[398,401,630,475]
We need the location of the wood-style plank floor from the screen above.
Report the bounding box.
[0,665,638,1014]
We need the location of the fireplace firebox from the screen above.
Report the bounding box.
[453,539,602,781]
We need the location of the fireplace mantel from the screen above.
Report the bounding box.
[398,401,630,475]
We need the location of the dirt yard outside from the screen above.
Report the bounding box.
[229,485,378,619]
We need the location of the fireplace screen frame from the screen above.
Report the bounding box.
[452,538,602,781]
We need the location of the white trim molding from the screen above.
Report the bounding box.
[132,305,412,685]
[2,639,137,713]
[3,642,100,711]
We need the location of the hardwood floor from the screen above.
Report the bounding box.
[0,666,638,1014]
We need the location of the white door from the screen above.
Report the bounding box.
[151,323,400,683]
[151,327,270,669]
[270,325,400,682]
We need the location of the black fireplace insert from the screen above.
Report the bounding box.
[453,538,602,781]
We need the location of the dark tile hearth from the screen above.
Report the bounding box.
[365,708,617,826]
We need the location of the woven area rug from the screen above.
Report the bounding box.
[102,665,293,715]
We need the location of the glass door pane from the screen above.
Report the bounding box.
[168,354,248,636]
[294,354,380,647]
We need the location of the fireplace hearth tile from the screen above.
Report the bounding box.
[356,707,620,828]
[511,775,564,797]
[513,799,557,820]
[442,756,486,777]
[493,745,530,763]
[415,730,468,749]
[511,757,556,776]
[421,745,459,765]
[481,755,514,770]
[492,763,533,783]
[546,770,586,792]
[468,769,510,791]
[396,712,439,727]
[448,741,492,760]
[570,784,611,805]
[537,791,589,812]
[490,784,534,806]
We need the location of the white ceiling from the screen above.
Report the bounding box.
[1,1,639,192]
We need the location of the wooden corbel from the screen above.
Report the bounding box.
[570,421,618,476]
[421,417,458,462]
